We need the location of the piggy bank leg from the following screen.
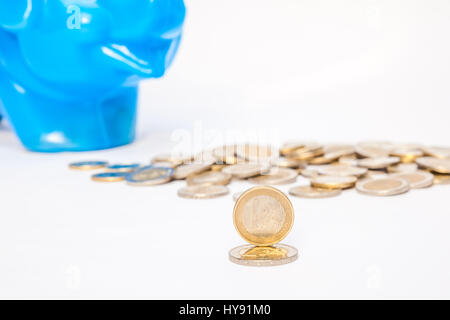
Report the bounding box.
[0,75,138,152]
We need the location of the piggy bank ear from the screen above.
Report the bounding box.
[0,0,40,30]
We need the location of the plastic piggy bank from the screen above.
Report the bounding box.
[0,0,185,152]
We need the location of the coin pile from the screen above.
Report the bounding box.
[69,141,450,199]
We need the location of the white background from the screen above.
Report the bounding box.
[1,0,450,299]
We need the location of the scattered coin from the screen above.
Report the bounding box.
[233,186,294,246]
[186,171,232,186]
[300,168,319,178]
[91,172,129,182]
[364,170,388,179]
[356,177,410,196]
[126,166,174,186]
[236,144,276,163]
[223,163,270,179]
[358,156,400,169]
[177,185,229,199]
[229,244,298,267]
[422,146,450,159]
[173,162,214,180]
[279,141,310,156]
[212,145,239,165]
[316,164,367,177]
[289,185,342,198]
[416,157,450,174]
[69,161,108,170]
[323,144,355,158]
[248,168,298,185]
[390,148,423,163]
[433,173,450,185]
[285,143,324,161]
[387,163,419,173]
[355,141,393,158]
[339,156,359,167]
[272,158,307,169]
[390,171,434,189]
[105,164,140,173]
[310,175,357,190]
[152,153,194,166]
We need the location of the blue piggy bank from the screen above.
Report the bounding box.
[0,0,185,152]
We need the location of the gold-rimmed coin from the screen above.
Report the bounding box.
[173,162,214,180]
[126,166,174,186]
[387,163,418,173]
[316,164,367,177]
[91,172,129,182]
[358,156,400,169]
[289,185,342,198]
[390,171,434,189]
[186,171,232,186]
[279,141,311,156]
[229,244,298,267]
[422,146,450,159]
[310,175,357,190]
[222,163,270,179]
[177,185,229,199]
[416,157,450,174]
[248,168,298,185]
[285,144,324,161]
[69,161,108,171]
[356,177,410,196]
[233,186,294,246]
[105,164,140,173]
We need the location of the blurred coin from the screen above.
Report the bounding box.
[416,157,450,174]
[364,170,388,179]
[356,177,409,196]
[289,185,341,199]
[229,244,298,266]
[358,156,400,169]
[173,162,214,180]
[248,168,298,185]
[310,175,357,190]
[433,173,450,185]
[212,145,239,165]
[91,172,128,182]
[285,144,324,161]
[178,185,229,199]
[387,163,418,173]
[339,156,359,167]
[279,141,311,156]
[187,171,232,186]
[422,146,450,159]
[390,148,423,163]
[308,154,339,165]
[105,164,140,173]
[323,144,355,157]
[69,161,108,170]
[355,141,393,158]
[223,163,270,179]
[150,161,178,169]
[126,166,174,186]
[233,186,294,246]
[390,171,434,189]
[272,158,307,169]
[316,164,367,177]
[236,144,276,163]
[152,153,193,166]
[300,168,319,178]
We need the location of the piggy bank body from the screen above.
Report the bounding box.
[0,0,185,152]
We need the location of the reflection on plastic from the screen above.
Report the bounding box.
[0,0,185,152]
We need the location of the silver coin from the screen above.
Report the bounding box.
[248,168,298,185]
[390,171,434,189]
[229,244,298,267]
[356,177,410,196]
[289,185,342,199]
[177,185,229,199]
[126,166,174,186]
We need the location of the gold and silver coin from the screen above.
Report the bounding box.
[316,164,367,177]
[186,171,232,186]
[390,171,434,189]
[233,186,294,246]
[222,163,270,179]
[177,185,229,199]
[229,244,298,267]
[289,185,342,199]
[173,162,214,180]
[387,163,418,173]
[126,166,174,186]
[69,161,108,170]
[310,175,357,190]
[285,143,324,161]
[416,157,450,174]
[105,163,140,173]
[422,146,450,159]
[358,156,400,169]
[248,168,298,185]
[91,172,129,182]
[356,177,410,196]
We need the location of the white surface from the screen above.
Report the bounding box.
[1,0,450,299]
